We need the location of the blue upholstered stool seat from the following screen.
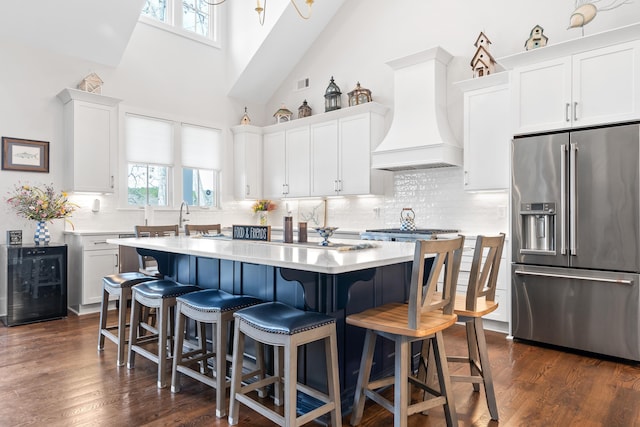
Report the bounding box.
[133,279,200,299]
[178,289,263,313]
[98,272,157,367]
[103,271,155,289]
[171,289,264,418]
[234,302,335,335]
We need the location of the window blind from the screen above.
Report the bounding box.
[125,114,173,165]
[181,123,222,170]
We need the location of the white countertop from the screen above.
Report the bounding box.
[106,236,417,274]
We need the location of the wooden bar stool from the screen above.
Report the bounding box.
[97,272,156,366]
[424,233,505,421]
[134,224,179,278]
[170,289,264,418]
[228,302,342,427]
[127,279,200,388]
[347,236,465,427]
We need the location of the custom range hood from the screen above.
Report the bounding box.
[372,47,462,171]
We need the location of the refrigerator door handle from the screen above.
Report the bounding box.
[570,142,578,255]
[514,269,633,285]
[560,144,567,255]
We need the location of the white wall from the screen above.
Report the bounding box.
[0,2,638,243]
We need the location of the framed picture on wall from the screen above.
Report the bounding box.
[1,137,50,173]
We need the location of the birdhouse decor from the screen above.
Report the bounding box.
[240,107,251,125]
[273,104,293,123]
[470,32,497,78]
[77,72,103,94]
[524,25,548,50]
[348,82,372,107]
[298,99,312,118]
[324,76,342,112]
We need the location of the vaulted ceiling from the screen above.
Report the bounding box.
[0,0,345,104]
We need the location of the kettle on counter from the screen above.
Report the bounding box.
[400,208,416,231]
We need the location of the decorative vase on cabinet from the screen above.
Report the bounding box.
[34,221,51,245]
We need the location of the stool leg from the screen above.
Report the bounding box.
[284,341,297,427]
[116,288,130,366]
[466,320,481,392]
[97,286,109,351]
[157,299,170,388]
[228,322,245,426]
[474,317,499,420]
[255,341,267,398]
[393,336,410,427]
[350,329,376,426]
[274,346,286,407]
[171,304,186,393]
[215,318,228,418]
[127,294,142,369]
[433,332,458,427]
[325,329,342,427]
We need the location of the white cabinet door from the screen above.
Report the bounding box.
[81,249,118,305]
[512,57,571,134]
[263,131,286,199]
[464,84,511,191]
[58,89,121,193]
[339,114,372,195]
[285,127,310,198]
[512,40,640,134]
[310,121,339,196]
[572,40,640,127]
[233,126,262,200]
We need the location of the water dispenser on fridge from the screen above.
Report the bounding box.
[519,202,555,255]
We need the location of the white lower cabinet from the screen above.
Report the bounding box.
[66,233,119,314]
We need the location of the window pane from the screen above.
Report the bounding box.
[142,0,168,22]
[128,163,169,207]
[183,0,210,37]
[183,168,217,207]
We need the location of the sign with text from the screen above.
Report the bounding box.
[232,225,271,241]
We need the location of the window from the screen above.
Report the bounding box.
[124,114,222,208]
[141,0,219,43]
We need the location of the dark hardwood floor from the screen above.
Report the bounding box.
[1,311,640,426]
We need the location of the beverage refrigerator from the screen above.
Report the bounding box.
[0,243,68,326]
[511,122,640,361]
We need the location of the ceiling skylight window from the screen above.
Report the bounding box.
[141,0,219,45]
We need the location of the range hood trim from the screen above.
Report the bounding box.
[372,46,462,171]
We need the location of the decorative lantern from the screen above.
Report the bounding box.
[273,104,293,123]
[324,76,342,112]
[348,82,372,106]
[240,106,251,125]
[298,99,312,118]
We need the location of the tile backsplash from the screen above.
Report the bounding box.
[67,167,508,236]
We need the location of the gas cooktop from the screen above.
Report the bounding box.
[361,228,459,241]
[365,228,459,234]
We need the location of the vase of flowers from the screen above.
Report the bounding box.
[6,184,77,245]
[252,200,276,225]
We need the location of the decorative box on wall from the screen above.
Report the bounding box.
[57,88,122,193]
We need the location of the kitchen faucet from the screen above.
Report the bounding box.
[179,201,190,226]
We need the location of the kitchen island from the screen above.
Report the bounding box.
[107,235,420,409]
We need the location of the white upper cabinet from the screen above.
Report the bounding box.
[57,88,121,193]
[262,127,310,199]
[257,102,389,199]
[502,25,640,135]
[231,125,263,200]
[456,72,511,191]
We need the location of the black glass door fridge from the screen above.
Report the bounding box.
[1,243,67,326]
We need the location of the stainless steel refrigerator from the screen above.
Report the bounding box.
[511,122,640,361]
